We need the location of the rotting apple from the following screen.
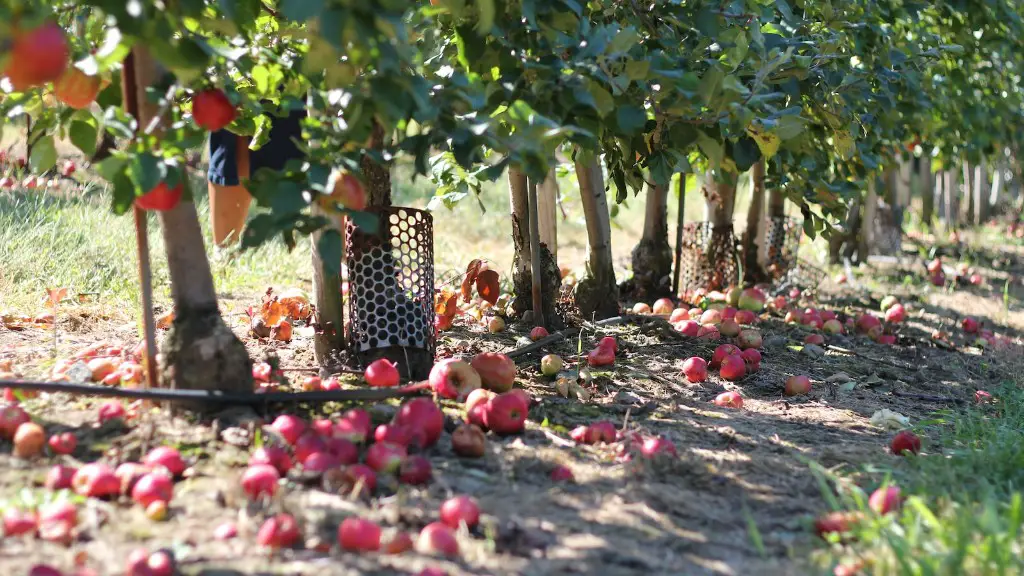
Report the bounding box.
[540,354,563,376]
[335,408,372,444]
[962,316,980,334]
[736,329,762,350]
[530,326,549,341]
[340,463,378,496]
[382,530,415,554]
[451,423,486,457]
[365,359,400,388]
[440,495,480,529]
[719,319,741,337]
[430,359,482,401]
[398,454,432,485]
[13,422,45,458]
[700,308,722,326]
[487,316,506,333]
[804,334,825,346]
[470,352,517,393]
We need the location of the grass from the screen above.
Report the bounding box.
[816,382,1024,575]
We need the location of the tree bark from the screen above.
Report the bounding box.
[944,169,958,230]
[859,177,878,259]
[573,157,619,319]
[920,155,934,228]
[509,167,532,312]
[312,204,344,365]
[974,158,987,226]
[962,160,974,224]
[537,169,558,259]
[128,48,252,406]
[741,159,766,283]
[527,177,545,328]
[671,173,686,296]
[702,169,738,290]
[362,121,392,207]
[629,181,673,300]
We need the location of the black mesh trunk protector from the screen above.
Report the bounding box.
[678,222,739,294]
[763,216,802,280]
[345,207,435,378]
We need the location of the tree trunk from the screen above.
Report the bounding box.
[944,169,958,230]
[991,160,1004,210]
[671,173,686,296]
[974,158,987,226]
[573,157,619,319]
[741,159,766,283]
[760,182,785,270]
[859,177,878,259]
[312,204,344,365]
[509,167,532,313]
[362,121,392,207]
[128,48,252,406]
[537,169,558,259]
[920,155,934,228]
[702,169,738,290]
[629,182,673,300]
[962,160,974,224]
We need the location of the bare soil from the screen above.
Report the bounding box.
[1,248,1022,576]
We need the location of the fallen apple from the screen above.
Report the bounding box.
[530,326,549,341]
[884,303,906,324]
[470,352,517,393]
[132,472,173,508]
[241,464,280,499]
[3,508,37,537]
[740,348,761,371]
[338,516,382,552]
[483,392,529,435]
[293,432,328,463]
[365,358,400,388]
[13,421,45,458]
[394,397,445,448]
[398,454,432,485]
[451,423,486,457]
[700,308,722,325]
[430,359,482,400]
[487,316,506,333]
[962,316,980,334]
[249,445,294,475]
[417,522,459,557]
[0,403,29,439]
[540,354,563,376]
[868,485,902,515]
[365,442,407,474]
[814,511,863,539]
[72,463,121,499]
[45,464,77,491]
[652,298,674,315]
[675,320,700,337]
[270,415,307,446]
[143,446,187,477]
[681,357,708,383]
[719,318,740,337]
[632,302,652,314]
[550,465,574,482]
[335,408,372,444]
[640,436,678,459]
[374,424,412,447]
[714,391,743,409]
[710,344,741,369]
[890,430,921,455]
[736,329,762,350]
[669,308,688,323]
[440,495,480,530]
[784,375,812,396]
[804,333,825,346]
[719,355,746,381]
[823,319,843,334]
[880,295,899,313]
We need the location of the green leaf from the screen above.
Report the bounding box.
[608,27,639,54]
[696,131,724,166]
[587,81,615,117]
[729,137,761,173]
[95,156,127,182]
[624,60,650,81]
[746,125,780,159]
[29,136,57,173]
[775,115,806,140]
[476,0,496,35]
[269,181,307,214]
[110,171,136,215]
[280,0,324,21]
[69,120,98,157]
[218,0,261,29]
[129,153,163,196]
[699,67,724,106]
[346,210,380,235]
[615,105,647,136]
[833,130,855,160]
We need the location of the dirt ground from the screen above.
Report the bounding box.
[1,236,1023,576]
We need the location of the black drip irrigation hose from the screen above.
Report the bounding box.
[0,316,632,406]
[0,380,428,406]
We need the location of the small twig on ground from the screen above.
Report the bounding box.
[826,344,915,371]
[506,316,626,360]
[891,390,966,404]
[540,428,575,448]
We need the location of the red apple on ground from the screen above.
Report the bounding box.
[365,359,400,387]
[698,324,720,339]
[719,318,740,337]
[868,486,902,514]
[719,355,746,381]
[241,464,280,499]
[823,319,843,334]
[37,501,77,544]
[551,465,574,482]
[784,375,812,396]
[675,320,700,337]
[738,288,767,312]
[530,326,549,341]
[365,442,407,474]
[72,463,120,498]
[398,455,432,485]
[962,316,980,334]
[714,391,743,409]
[681,357,708,383]
[341,464,377,496]
[338,517,381,552]
[885,303,906,323]
[270,415,307,446]
[734,309,757,324]
[143,446,187,477]
[0,404,29,439]
[256,513,300,549]
[382,530,415,554]
[417,522,459,557]
[700,308,722,325]
[741,348,761,371]
[45,464,76,491]
[132,472,173,508]
[632,302,652,314]
[710,344,741,369]
[394,398,445,448]
[249,445,294,475]
[470,352,517,393]
[814,511,863,538]
[293,432,328,463]
[429,359,482,400]
[484,392,529,435]
[640,436,678,459]
[737,329,762,350]
[374,424,412,447]
[669,308,688,323]
[804,334,825,346]
[335,408,372,443]
[652,298,674,315]
[3,509,37,536]
[13,422,45,458]
[440,495,480,529]
[890,430,921,455]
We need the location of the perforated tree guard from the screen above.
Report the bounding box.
[872,202,903,256]
[678,222,739,294]
[778,259,827,294]
[762,216,802,280]
[345,207,435,380]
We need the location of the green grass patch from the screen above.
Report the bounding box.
[816,384,1024,575]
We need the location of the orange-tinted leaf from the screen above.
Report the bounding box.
[156,309,175,330]
[460,259,483,302]
[476,270,500,304]
[46,287,68,308]
[434,289,459,319]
